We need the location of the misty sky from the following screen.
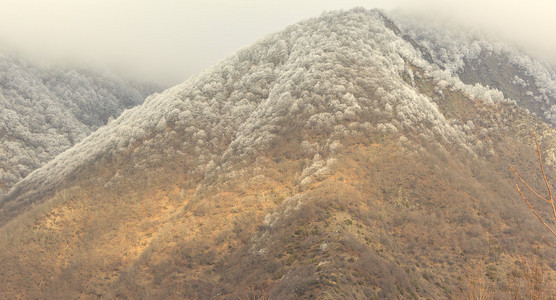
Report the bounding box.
[1,0,555,87]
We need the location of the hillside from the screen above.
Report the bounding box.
[0,54,158,194]
[1,8,555,299]
[391,10,556,126]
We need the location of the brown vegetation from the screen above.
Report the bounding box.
[1,51,556,300]
[4,120,555,298]
[507,259,552,300]
[460,262,492,300]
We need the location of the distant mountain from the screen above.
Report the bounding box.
[1,8,555,299]
[0,54,159,193]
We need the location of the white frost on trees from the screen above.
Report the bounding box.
[3,8,553,204]
[0,54,155,193]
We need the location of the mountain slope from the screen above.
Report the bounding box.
[392,11,556,126]
[1,8,555,299]
[0,54,158,193]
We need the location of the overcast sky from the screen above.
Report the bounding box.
[0,0,555,87]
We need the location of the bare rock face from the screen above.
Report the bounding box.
[0,8,554,299]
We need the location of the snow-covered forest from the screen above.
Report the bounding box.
[3,8,555,204]
[391,10,556,125]
[0,53,157,193]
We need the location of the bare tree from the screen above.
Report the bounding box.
[511,133,555,244]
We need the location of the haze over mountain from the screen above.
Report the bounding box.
[1,7,555,299]
[0,53,158,194]
[1,0,555,85]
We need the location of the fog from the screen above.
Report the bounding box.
[1,0,554,87]
[402,0,556,65]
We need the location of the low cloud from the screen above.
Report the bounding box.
[0,0,554,86]
[402,0,556,64]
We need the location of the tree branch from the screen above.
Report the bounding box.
[511,133,556,244]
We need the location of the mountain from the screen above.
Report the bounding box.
[0,54,159,194]
[1,8,555,299]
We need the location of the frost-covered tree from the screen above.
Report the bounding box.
[2,8,554,210]
[0,53,157,193]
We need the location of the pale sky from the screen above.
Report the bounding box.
[0,0,554,86]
